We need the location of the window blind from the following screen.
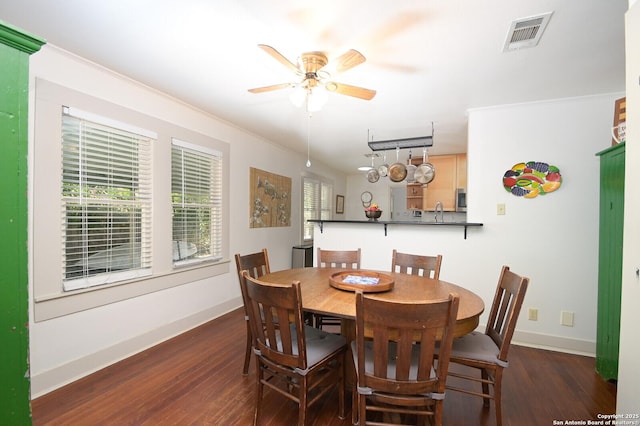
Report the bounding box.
[171,139,223,266]
[61,109,153,291]
[303,177,333,241]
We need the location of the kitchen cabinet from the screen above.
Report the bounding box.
[423,155,457,210]
[406,183,423,210]
[456,153,467,188]
[404,154,466,211]
[596,142,625,381]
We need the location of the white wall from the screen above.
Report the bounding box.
[27,45,347,397]
[466,95,618,350]
[617,1,640,412]
[333,93,621,354]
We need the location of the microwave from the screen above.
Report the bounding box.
[456,188,467,212]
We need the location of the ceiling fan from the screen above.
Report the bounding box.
[248,44,377,104]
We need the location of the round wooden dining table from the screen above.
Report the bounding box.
[259,267,485,338]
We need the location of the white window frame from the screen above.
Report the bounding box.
[32,79,230,321]
[171,138,223,267]
[61,107,154,291]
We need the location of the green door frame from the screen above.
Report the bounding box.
[0,21,44,423]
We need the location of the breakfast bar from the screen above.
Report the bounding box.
[309,219,483,239]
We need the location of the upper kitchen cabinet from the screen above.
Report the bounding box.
[416,154,466,211]
[406,182,423,210]
[456,153,467,188]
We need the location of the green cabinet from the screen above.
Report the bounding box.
[0,22,44,423]
[596,142,625,381]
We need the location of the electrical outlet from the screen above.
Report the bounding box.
[561,311,574,327]
[528,308,538,321]
[497,203,506,215]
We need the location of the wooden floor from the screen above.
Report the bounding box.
[32,308,616,425]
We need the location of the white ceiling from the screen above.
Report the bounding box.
[0,0,628,174]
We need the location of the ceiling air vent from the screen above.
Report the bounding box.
[503,12,553,52]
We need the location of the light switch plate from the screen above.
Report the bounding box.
[497,203,506,215]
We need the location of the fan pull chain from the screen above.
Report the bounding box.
[306,112,312,168]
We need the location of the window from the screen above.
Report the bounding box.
[61,107,153,291]
[33,79,230,321]
[303,176,333,241]
[171,139,223,266]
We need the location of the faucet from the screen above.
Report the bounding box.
[434,201,444,223]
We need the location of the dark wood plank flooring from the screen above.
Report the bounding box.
[32,308,616,425]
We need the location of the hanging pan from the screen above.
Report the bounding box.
[377,151,389,177]
[388,146,407,182]
[406,150,417,183]
[366,154,380,183]
[414,147,435,185]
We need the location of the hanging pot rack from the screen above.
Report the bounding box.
[367,123,434,152]
[367,135,433,152]
[364,125,434,184]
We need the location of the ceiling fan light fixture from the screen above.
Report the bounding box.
[306,87,328,112]
[325,82,338,91]
[289,86,306,107]
[289,86,327,112]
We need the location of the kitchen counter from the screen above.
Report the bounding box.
[308,219,483,239]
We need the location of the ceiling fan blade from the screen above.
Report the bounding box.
[326,82,376,100]
[248,83,292,94]
[257,44,302,75]
[334,49,366,73]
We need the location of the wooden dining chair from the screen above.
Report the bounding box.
[391,249,443,279]
[316,247,361,269]
[315,248,361,330]
[444,265,529,426]
[240,270,347,426]
[234,249,271,375]
[351,290,460,426]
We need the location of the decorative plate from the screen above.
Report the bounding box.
[329,270,394,293]
[503,161,562,198]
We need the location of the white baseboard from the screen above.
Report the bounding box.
[30,297,242,399]
[31,307,596,398]
[512,329,596,357]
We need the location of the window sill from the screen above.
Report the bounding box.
[33,260,230,322]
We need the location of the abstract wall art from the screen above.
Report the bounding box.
[249,167,291,228]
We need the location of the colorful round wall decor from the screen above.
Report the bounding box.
[503,161,562,198]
